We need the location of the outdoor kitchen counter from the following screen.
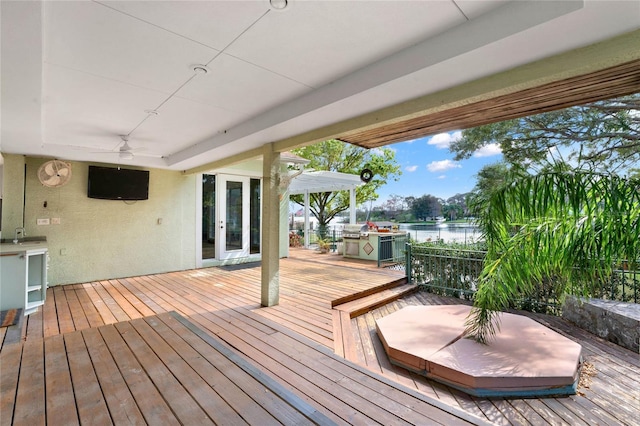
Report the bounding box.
[1,238,49,313]
[0,240,48,254]
[343,231,406,262]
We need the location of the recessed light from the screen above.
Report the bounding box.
[270,0,288,11]
[192,64,210,74]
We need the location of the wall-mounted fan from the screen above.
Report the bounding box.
[37,160,72,188]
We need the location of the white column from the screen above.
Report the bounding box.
[350,187,356,224]
[304,190,310,248]
[261,143,280,307]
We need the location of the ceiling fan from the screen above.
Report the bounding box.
[117,135,136,160]
[46,134,158,160]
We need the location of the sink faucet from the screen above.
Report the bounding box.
[13,227,26,244]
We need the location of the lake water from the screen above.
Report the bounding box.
[398,223,482,244]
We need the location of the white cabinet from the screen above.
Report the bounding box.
[0,246,48,314]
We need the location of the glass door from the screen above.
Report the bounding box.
[201,175,216,260]
[218,175,250,260]
[201,174,261,262]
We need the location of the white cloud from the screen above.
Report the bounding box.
[405,165,418,172]
[437,175,446,180]
[473,143,502,158]
[427,131,462,149]
[427,159,461,172]
[370,147,396,156]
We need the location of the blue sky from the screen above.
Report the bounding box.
[374,131,502,204]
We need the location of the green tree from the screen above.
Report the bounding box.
[291,140,401,229]
[466,162,517,217]
[410,194,441,220]
[465,168,640,343]
[442,193,471,220]
[450,94,640,174]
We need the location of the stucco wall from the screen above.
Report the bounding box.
[0,154,25,234]
[3,155,197,285]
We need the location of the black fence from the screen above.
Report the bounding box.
[405,243,639,314]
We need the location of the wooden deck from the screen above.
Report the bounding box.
[346,293,640,426]
[0,251,482,425]
[1,249,639,425]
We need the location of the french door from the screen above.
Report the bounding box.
[203,174,260,261]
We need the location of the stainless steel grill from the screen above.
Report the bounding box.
[343,224,368,238]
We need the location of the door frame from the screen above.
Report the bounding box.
[196,172,262,268]
[217,174,251,260]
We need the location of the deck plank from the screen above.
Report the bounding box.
[0,342,22,426]
[98,324,179,425]
[113,320,214,425]
[12,339,45,424]
[93,281,131,323]
[81,283,118,325]
[129,316,255,425]
[74,284,107,328]
[44,334,79,425]
[80,327,149,425]
[147,314,267,425]
[53,286,75,334]
[104,280,144,320]
[216,328,390,425]
[63,287,91,331]
[42,287,60,337]
[63,331,113,425]
[25,308,43,340]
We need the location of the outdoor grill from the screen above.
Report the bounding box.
[343,224,368,239]
[343,224,369,256]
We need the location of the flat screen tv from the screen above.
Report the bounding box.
[87,166,149,200]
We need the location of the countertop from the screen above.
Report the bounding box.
[365,231,407,236]
[0,238,48,254]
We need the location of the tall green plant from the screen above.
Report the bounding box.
[465,169,640,343]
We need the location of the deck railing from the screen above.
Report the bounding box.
[290,229,344,252]
[405,243,639,313]
[406,244,485,301]
[377,232,410,267]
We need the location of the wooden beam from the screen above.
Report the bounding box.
[341,58,640,148]
[271,29,640,152]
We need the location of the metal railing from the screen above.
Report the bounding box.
[290,228,344,253]
[405,243,638,313]
[406,244,485,300]
[377,232,409,267]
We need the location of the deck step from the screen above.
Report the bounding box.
[333,283,418,318]
[331,277,408,307]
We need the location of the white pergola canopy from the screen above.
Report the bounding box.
[288,171,362,195]
[288,171,362,248]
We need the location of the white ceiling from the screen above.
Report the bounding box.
[1,1,639,171]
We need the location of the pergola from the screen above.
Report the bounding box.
[288,171,362,248]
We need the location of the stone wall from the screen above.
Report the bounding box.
[562,296,639,353]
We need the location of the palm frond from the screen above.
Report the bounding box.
[466,169,640,343]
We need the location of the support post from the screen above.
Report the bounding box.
[304,190,310,248]
[261,144,280,307]
[350,188,356,224]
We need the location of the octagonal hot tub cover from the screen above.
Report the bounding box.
[375,305,582,398]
